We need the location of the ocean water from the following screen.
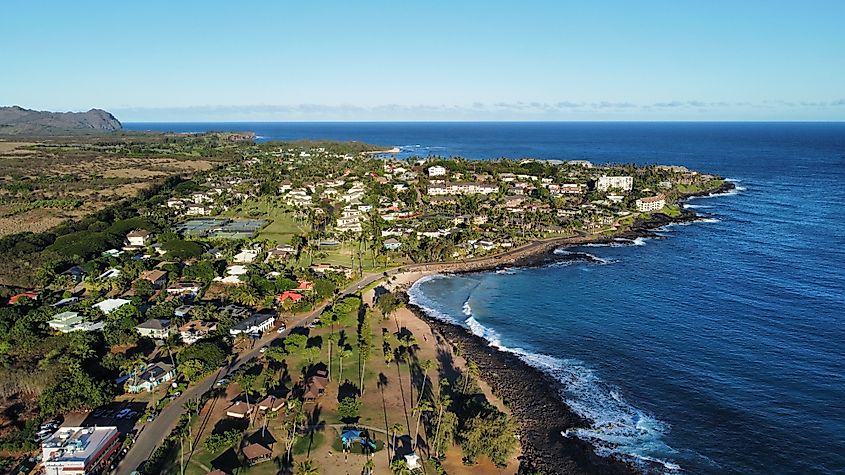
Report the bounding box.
[126,122,845,474]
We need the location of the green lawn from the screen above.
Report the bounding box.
[223,199,309,244]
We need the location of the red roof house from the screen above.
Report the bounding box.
[277,291,303,304]
[8,291,38,305]
[296,280,314,292]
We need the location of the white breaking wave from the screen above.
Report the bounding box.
[408,277,682,472]
[683,204,712,209]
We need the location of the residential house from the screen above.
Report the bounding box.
[47,311,104,333]
[8,291,38,305]
[229,312,276,336]
[138,269,168,288]
[427,165,447,177]
[257,396,285,412]
[242,443,272,466]
[277,291,303,304]
[233,248,259,264]
[179,320,218,344]
[135,318,173,339]
[383,238,401,251]
[92,298,131,315]
[225,401,253,419]
[126,362,175,393]
[126,229,152,247]
[166,281,203,296]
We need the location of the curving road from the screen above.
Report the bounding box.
[115,235,574,474]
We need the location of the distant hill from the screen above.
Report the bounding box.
[0,106,122,135]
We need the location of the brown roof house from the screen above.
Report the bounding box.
[242,443,272,465]
[138,269,168,289]
[302,369,329,401]
[257,395,285,412]
[225,401,253,419]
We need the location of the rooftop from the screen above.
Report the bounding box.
[42,426,119,463]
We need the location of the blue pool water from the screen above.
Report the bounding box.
[126,122,845,474]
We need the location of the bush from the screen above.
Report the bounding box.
[160,239,204,259]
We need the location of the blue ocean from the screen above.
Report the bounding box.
[126,122,845,474]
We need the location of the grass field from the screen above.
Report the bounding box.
[224,199,309,244]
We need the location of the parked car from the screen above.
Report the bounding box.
[259,346,268,353]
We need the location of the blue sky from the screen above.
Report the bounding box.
[2,1,844,121]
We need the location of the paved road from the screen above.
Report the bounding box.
[115,273,386,475]
[115,237,573,474]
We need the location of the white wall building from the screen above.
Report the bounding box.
[427,165,447,177]
[636,194,667,212]
[596,176,634,192]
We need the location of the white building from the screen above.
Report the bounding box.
[42,426,121,475]
[229,312,276,336]
[47,312,103,333]
[636,194,666,212]
[427,165,447,177]
[336,206,364,233]
[233,248,259,264]
[428,182,498,196]
[92,299,131,315]
[596,176,633,192]
[126,229,152,247]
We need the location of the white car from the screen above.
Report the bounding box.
[276,327,286,334]
[259,346,268,353]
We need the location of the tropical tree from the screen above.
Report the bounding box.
[295,459,319,475]
[390,459,413,475]
[412,399,434,451]
[338,347,352,382]
[389,423,405,461]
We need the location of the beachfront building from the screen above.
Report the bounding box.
[596,175,634,192]
[636,194,667,212]
[42,426,121,475]
[126,362,176,393]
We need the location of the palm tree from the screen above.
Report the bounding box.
[389,422,405,461]
[412,399,433,451]
[432,392,451,458]
[416,360,434,407]
[362,458,375,475]
[296,459,320,475]
[390,459,413,475]
[338,347,352,382]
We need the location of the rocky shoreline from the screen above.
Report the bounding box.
[408,302,634,475]
[395,181,736,474]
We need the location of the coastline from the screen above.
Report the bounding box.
[382,181,736,474]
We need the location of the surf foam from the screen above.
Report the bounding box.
[408,277,682,472]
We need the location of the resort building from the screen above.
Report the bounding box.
[336,206,364,233]
[229,312,276,336]
[42,426,121,475]
[135,318,173,339]
[383,238,401,251]
[596,175,634,192]
[126,362,176,393]
[636,194,667,212]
